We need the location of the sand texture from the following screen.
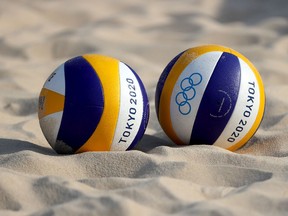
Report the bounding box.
[0,0,288,215]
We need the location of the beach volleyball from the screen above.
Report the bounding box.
[155,44,265,151]
[38,54,149,154]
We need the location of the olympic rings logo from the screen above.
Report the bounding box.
[175,72,202,115]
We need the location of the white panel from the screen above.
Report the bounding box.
[170,52,223,144]
[43,64,65,96]
[39,111,63,149]
[111,62,143,151]
[214,58,260,148]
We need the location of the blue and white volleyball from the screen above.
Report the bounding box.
[38,54,149,154]
[155,45,265,151]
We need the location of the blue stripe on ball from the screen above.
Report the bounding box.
[57,56,104,153]
[190,52,241,145]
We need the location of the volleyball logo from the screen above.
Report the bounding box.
[38,54,149,154]
[175,72,202,115]
[155,45,265,151]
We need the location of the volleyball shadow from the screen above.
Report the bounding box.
[0,138,55,155]
[133,134,176,152]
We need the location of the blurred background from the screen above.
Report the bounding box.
[0,0,287,150]
[0,1,288,215]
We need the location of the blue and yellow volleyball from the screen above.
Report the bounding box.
[155,45,265,151]
[38,54,149,154]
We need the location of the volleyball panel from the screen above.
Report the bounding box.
[226,47,266,151]
[170,51,223,144]
[157,45,233,145]
[43,64,65,95]
[38,88,65,119]
[111,62,144,151]
[190,52,241,145]
[126,64,150,150]
[39,111,63,150]
[76,55,120,152]
[38,88,65,151]
[214,57,260,149]
[56,56,105,153]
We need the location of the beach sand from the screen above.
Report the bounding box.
[0,0,288,215]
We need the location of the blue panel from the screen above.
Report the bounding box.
[155,51,185,118]
[190,52,241,145]
[124,64,150,150]
[56,56,104,153]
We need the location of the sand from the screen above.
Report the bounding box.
[0,0,288,215]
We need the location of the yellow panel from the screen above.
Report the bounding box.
[159,45,232,145]
[38,88,65,119]
[76,54,120,152]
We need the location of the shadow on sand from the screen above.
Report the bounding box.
[0,138,55,155]
[133,134,176,153]
[0,134,175,156]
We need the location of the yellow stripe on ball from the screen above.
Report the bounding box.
[76,54,120,152]
[38,88,65,119]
